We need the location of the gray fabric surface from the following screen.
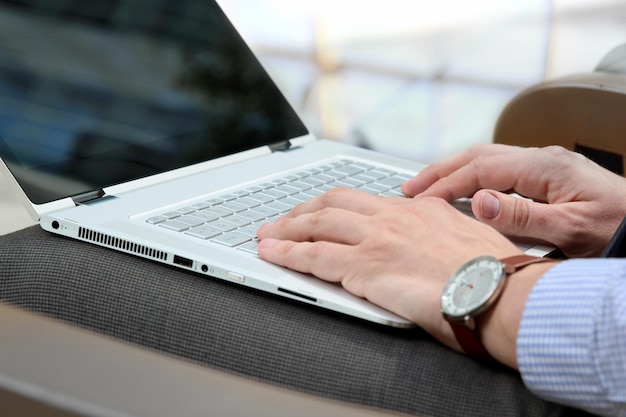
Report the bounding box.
[0,226,592,417]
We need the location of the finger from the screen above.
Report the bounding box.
[471,189,569,244]
[415,149,554,202]
[401,144,519,197]
[257,238,352,283]
[257,207,371,245]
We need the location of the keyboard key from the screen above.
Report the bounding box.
[161,211,182,219]
[247,192,274,203]
[205,206,233,217]
[261,188,289,198]
[374,167,395,176]
[236,197,262,208]
[160,220,190,232]
[237,210,268,222]
[238,239,259,255]
[277,197,301,208]
[334,177,362,187]
[212,232,252,247]
[349,174,374,185]
[359,170,387,181]
[361,182,388,193]
[192,201,212,210]
[219,193,239,201]
[203,198,225,206]
[290,193,311,203]
[377,175,409,188]
[222,215,252,227]
[238,225,261,237]
[274,184,300,195]
[299,177,324,187]
[288,180,313,191]
[324,170,346,180]
[193,210,221,222]
[302,188,326,198]
[207,220,238,232]
[334,165,364,175]
[146,215,168,224]
[247,206,278,217]
[263,201,292,213]
[220,201,248,212]
[185,225,222,239]
[177,215,205,228]
[176,206,197,215]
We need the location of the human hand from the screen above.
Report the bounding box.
[402,144,626,257]
[256,188,523,353]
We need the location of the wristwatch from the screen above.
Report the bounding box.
[441,254,553,360]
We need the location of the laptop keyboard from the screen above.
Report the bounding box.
[145,159,413,255]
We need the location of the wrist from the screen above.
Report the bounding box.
[477,261,558,368]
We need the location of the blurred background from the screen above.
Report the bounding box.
[1,0,625,234]
[219,0,626,162]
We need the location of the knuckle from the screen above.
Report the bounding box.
[511,198,530,229]
[275,240,296,257]
[469,154,490,174]
[543,145,569,156]
[289,202,305,216]
[542,145,583,164]
[321,187,348,202]
[306,241,326,261]
[510,198,545,231]
[309,207,333,228]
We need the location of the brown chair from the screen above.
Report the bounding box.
[494,44,626,175]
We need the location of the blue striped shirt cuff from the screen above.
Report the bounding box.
[517,259,626,416]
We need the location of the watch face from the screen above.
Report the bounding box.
[441,256,506,320]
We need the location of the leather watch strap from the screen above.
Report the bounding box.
[449,254,554,361]
[450,322,495,361]
[499,254,553,274]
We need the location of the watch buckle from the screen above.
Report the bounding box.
[463,315,476,330]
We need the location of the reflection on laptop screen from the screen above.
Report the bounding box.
[0,0,308,204]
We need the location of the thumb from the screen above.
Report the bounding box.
[471,189,556,242]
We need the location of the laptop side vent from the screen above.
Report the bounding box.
[78,228,167,261]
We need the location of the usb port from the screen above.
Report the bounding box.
[173,255,193,268]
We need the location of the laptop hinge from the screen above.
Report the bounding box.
[268,140,292,152]
[72,189,106,205]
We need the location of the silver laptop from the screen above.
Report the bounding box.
[0,1,552,328]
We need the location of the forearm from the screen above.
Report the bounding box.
[477,262,557,369]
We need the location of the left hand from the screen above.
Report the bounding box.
[256,187,523,352]
[401,144,626,257]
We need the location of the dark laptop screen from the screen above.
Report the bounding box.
[0,0,308,204]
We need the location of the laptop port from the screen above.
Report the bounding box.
[173,255,193,268]
[278,288,317,303]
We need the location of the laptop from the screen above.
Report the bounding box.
[0,1,552,328]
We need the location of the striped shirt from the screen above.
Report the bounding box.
[517,259,626,417]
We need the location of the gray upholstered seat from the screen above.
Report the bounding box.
[0,226,590,417]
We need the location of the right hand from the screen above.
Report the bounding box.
[402,144,626,257]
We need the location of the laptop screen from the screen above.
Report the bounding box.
[0,0,308,205]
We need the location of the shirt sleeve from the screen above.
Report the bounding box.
[517,259,626,417]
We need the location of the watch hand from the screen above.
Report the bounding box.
[460,278,474,289]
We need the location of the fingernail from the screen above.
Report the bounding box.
[258,238,278,249]
[480,191,500,219]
